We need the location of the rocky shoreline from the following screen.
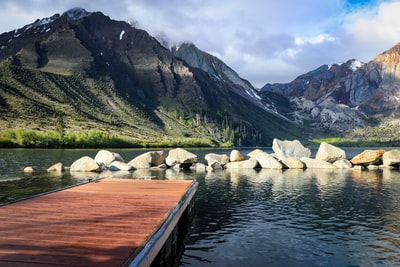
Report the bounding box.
[23,138,400,175]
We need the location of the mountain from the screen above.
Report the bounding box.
[174,43,259,103]
[260,43,400,144]
[260,59,369,133]
[0,8,304,147]
[363,43,400,114]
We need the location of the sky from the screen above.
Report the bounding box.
[2,0,400,88]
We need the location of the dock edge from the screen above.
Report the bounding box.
[124,180,199,267]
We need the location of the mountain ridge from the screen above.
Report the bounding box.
[0,8,305,147]
[260,41,400,144]
[2,7,400,147]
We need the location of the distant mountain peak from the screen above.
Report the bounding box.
[63,7,92,22]
[380,42,400,55]
[174,42,260,99]
[329,59,365,72]
[345,59,365,71]
[373,42,400,67]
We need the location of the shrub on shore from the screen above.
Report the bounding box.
[0,129,216,148]
[0,129,139,148]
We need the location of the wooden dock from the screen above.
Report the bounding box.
[0,178,198,267]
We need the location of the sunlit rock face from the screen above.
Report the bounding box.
[259,42,400,132]
[373,43,400,79]
[361,44,400,115]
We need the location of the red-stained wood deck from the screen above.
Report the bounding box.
[0,178,198,267]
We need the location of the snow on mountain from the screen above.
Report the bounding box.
[119,30,125,40]
[349,59,364,71]
[63,8,91,22]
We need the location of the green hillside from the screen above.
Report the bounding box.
[0,9,308,148]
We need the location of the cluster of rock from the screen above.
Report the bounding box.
[207,139,397,171]
[23,138,400,174]
[26,148,198,173]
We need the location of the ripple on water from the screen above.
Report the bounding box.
[1,149,399,266]
[181,168,400,267]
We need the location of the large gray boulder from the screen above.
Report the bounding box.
[272,139,311,161]
[315,142,346,163]
[230,149,245,162]
[247,149,264,159]
[94,150,124,166]
[109,161,134,171]
[128,151,168,169]
[205,153,230,167]
[300,157,337,169]
[350,149,385,165]
[47,162,64,172]
[382,150,400,166]
[225,158,259,169]
[333,159,352,169]
[207,161,224,170]
[70,156,99,172]
[165,148,197,166]
[367,164,379,170]
[191,162,207,171]
[282,157,305,169]
[23,166,36,173]
[255,152,282,169]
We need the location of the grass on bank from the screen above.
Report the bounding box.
[312,136,400,147]
[312,137,344,144]
[0,129,217,148]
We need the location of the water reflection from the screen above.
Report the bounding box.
[1,149,400,266]
[181,168,400,267]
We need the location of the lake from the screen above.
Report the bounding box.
[1,148,400,266]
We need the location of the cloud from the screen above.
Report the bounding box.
[295,34,336,46]
[341,1,400,60]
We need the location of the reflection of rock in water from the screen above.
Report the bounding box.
[271,170,310,197]
[204,169,229,183]
[99,170,132,179]
[133,169,153,179]
[350,169,382,181]
[227,169,259,186]
[350,169,385,191]
[382,168,397,180]
[164,169,187,180]
[46,170,64,178]
[311,170,347,200]
[252,169,282,184]
[70,171,99,181]
[282,168,304,178]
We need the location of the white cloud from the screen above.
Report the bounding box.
[341,1,400,60]
[239,54,302,88]
[295,34,336,46]
[284,48,302,59]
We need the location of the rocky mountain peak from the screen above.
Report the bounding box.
[261,59,363,101]
[174,42,261,102]
[63,7,92,22]
[258,41,400,135]
[174,42,219,77]
[341,59,365,71]
[372,42,400,77]
[374,42,400,60]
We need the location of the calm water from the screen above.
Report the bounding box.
[1,148,400,266]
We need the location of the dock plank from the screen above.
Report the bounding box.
[0,178,196,267]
